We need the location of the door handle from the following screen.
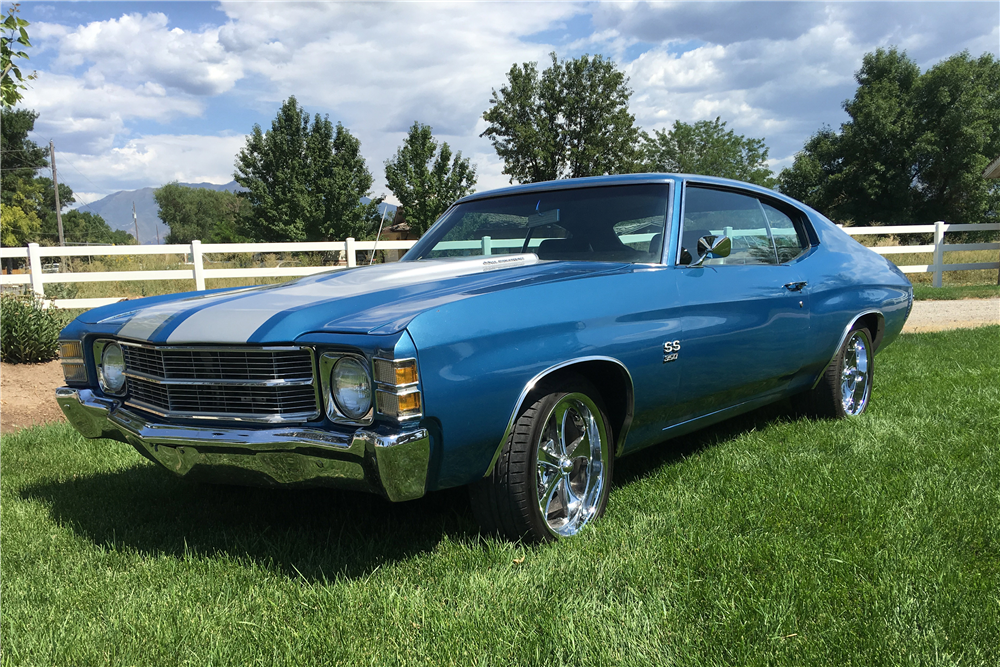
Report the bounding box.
[783,281,807,292]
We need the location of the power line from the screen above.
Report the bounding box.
[24,130,106,218]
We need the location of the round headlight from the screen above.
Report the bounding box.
[331,357,372,420]
[100,342,126,394]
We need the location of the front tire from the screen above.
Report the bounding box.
[470,382,614,542]
[796,323,874,418]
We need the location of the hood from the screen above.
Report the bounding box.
[83,255,627,344]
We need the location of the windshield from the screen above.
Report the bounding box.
[405,183,670,263]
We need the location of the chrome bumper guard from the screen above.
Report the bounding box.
[55,387,430,502]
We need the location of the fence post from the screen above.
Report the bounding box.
[191,239,206,290]
[346,237,356,267]
[482,235,492,256]
[27,242,44,297]
[932,220,944,288]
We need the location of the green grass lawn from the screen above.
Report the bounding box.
[912,283,1000,300]
[3,326,999,666]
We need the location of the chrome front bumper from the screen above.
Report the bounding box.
[55,387,431,502]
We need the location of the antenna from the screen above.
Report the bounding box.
[133,202,140,244]
[369,205,390,265]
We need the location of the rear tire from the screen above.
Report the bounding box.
[469,380,614,542]
[795,323,874,419]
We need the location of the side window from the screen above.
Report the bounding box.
[678,187,776,266]
[761,201,810,263]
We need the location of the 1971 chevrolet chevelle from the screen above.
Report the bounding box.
[56,174,912,542]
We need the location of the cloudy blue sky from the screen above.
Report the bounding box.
[15,1,1000,207]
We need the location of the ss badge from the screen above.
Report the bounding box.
[663,340,681,363]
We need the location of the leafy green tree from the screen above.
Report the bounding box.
[0,198,40,247]
[834,47,920,226]
[1,108,47,246]
[910,51,1000,226]
[779,48,999,227]
[316,122,382,241]
[385,122,477,235]
[40,209,135,246]
[1,108,45,184]
[643,117,776,187]
[234,96,381,242]
[776,127,841,210]
[1,4,35,109]
[482,53,641,183]
[34,176,74,214]
[154,183,245,244]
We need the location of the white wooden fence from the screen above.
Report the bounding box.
[1,221,997,310]
[0,238,417,309]
[838,221,1000,288]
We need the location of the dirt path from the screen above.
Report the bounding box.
[1,360,66,434]
[1,299,997,434]
[902,298,999,333]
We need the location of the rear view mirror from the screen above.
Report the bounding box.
[690,235,731,267]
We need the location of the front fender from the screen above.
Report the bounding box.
[405,266,678,490]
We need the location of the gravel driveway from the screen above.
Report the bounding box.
[903,298,1000,333]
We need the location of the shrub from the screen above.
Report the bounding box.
[0,293,63,363]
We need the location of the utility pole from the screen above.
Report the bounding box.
[132,202,140,244]
[49,140,65,246]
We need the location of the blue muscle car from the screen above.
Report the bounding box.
[56,174,912,542]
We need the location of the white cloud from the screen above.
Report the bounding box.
[58,134,247,196]
[21,72,205,153]
[41,12,244,96]
[210,2,587,196]
[21,1,999,207]
[217,2,584,128]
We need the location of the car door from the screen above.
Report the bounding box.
[664,183,813,428]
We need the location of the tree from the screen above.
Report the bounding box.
[155,183,245,244]
[1,108,46,194]
[834,47,921,226]
[482,53,641,183]
[776,127,842,211]
[318,122,383,241]
[384,122,477,235]
[233,96,381,242]
[910,51,1000,226]
[779,48,1000,227]
[643,117,776,187]
[0,198,40,247]
[1,4,35,109]
[1,108,47,246]
[40,210,135,246]
[34,176,74,214]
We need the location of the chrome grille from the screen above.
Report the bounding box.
[120,344,319,422]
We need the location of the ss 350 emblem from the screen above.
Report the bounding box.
[663,340,681,363]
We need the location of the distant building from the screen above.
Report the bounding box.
[984,156,1000,179]
[374,211,414,262]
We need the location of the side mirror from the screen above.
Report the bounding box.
[689,235,731,267]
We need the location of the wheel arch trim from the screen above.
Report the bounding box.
[483,355,635,477]
[811,309,883,390]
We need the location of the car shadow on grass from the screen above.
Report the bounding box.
[20,464,480,581]
[20,400,798,580]
[612,399,797,486]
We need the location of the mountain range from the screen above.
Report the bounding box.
[76,181,241,245]
[77,182,397,245]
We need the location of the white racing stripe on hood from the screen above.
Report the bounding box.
[115,287,260,340]
[163,254,540,343]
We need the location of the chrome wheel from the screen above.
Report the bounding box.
[534,392,610,537]
[840,331,871,416]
